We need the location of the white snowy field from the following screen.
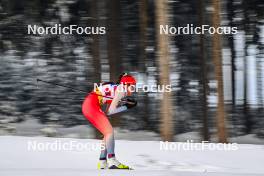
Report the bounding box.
[0,136,264,176]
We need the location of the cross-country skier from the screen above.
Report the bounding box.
[82,73,137,169]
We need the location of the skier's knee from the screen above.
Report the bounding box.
[104,127,114,137]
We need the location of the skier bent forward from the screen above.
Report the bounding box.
[82,73,137,169]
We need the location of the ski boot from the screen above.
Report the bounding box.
[97,159,107,169]
[107,157,132,170]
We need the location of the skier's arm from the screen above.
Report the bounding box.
[107,98,137,115]
[107,85,127,115]
[107,106,127,116]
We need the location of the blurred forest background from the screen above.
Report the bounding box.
[0,0,264,144]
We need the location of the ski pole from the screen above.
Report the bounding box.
[36,78,115,99]
[37,78,87,93]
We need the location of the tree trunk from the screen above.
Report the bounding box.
[107,0,122,81]
[242,0,251,134]
[199,0,210,141]
[90,0,101,82]
[212,0,228,143]
[227,0,236,105]
[155,0,174,141]
[256,47,263,107]
[256,2,264,107]
[139,0,150,126]
[139,0,148,68]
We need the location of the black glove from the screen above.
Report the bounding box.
[124,98,137,109]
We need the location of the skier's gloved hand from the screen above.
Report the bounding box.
[120,96,133,104]
[124,98,137,109]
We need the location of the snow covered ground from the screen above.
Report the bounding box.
[0,136,264,176]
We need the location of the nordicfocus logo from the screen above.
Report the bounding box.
[27,24,106,35]
[27,140,105,152]
[160,140,239,151]
[94,83,172,93]
[160,24,238,35]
